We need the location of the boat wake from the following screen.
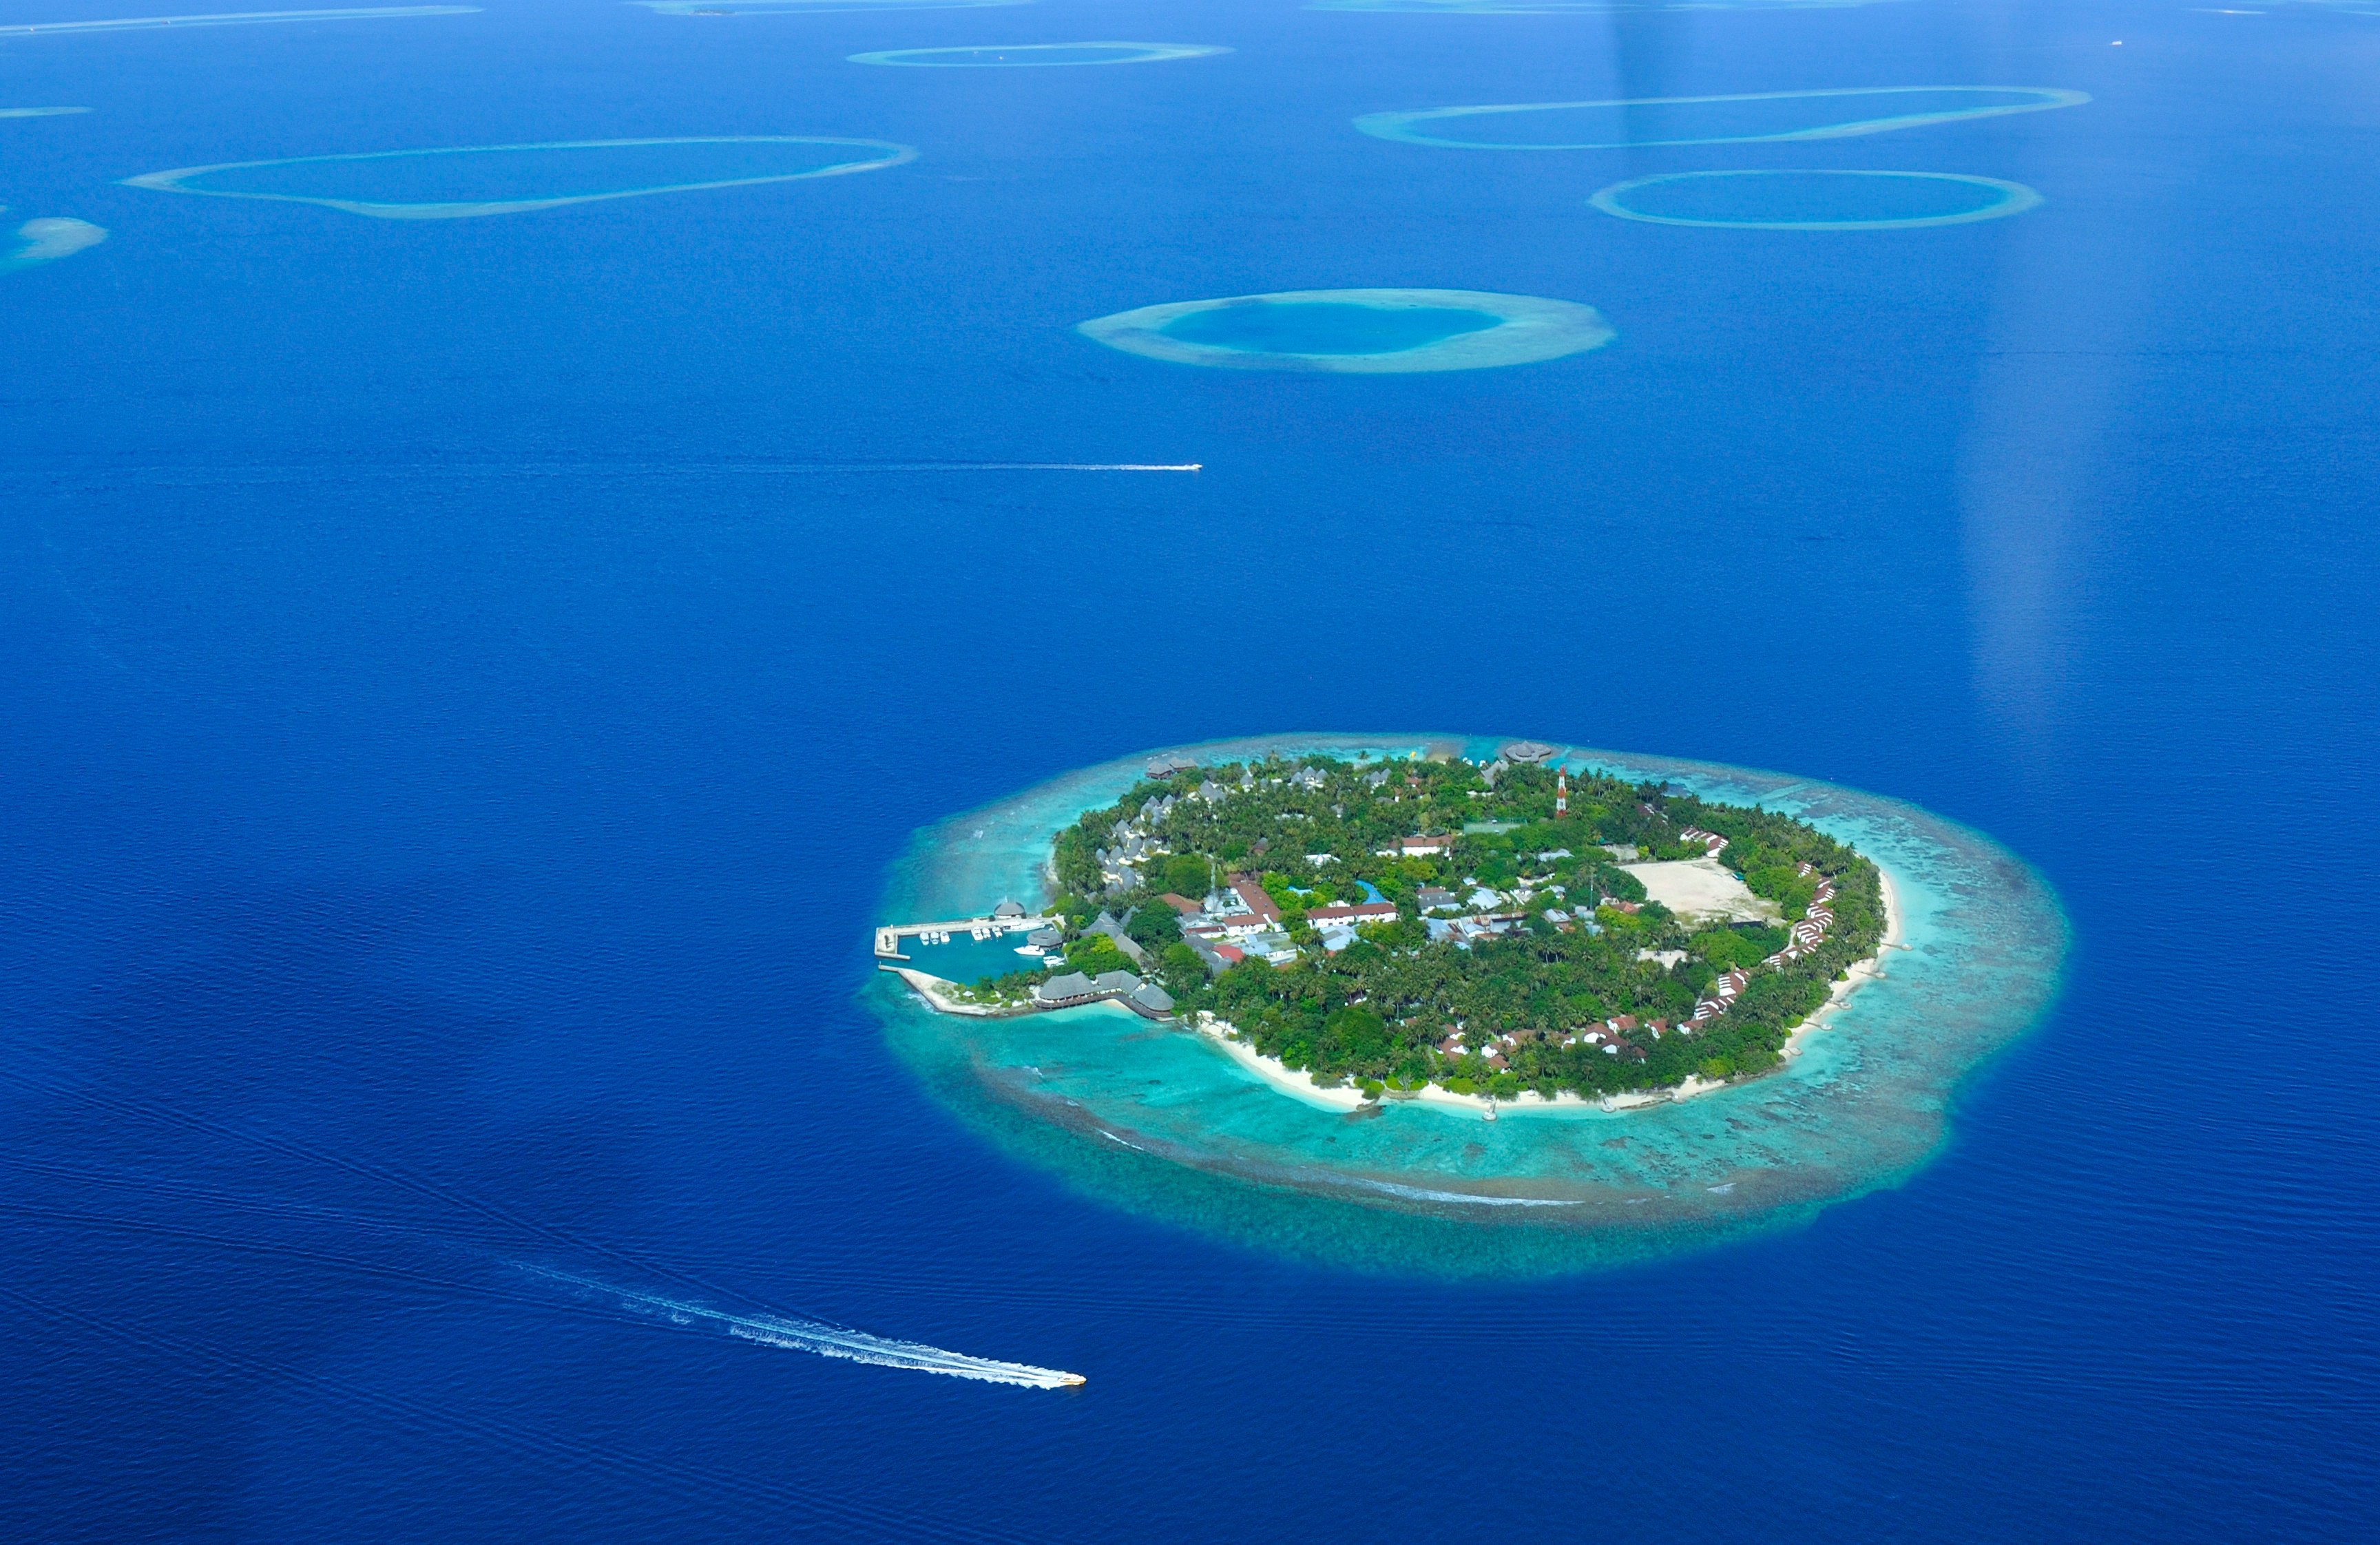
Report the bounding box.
[521,1266,1086,1389]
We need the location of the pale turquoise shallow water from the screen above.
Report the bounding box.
[872,735,2067,1276]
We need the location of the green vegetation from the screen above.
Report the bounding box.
[1034,752,1886,1100]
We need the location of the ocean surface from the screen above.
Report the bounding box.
[2,1,2375,1539]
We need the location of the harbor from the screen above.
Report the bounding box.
[872,903,1052,963]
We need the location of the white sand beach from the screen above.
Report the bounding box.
[1779,861,1906,1062]
[1190,1013,1370,1111]
[891,967,1024,1018]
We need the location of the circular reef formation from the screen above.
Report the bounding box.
[1589,169,2040,231]
[1076,288,1614,373]
[869,736,2067,1276]
[1311,0,1903,12]
[1356,87,2089,151]
[638,0,1024,13]
[121,136,915,220]
[850,42,1226,66]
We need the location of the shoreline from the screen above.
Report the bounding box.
[1779,861,1906,1064]
[889,966,1034,1018]
[1188,856,1908,1120]
[882,815,1910,1122]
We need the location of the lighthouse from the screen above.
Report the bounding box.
[1556,770,1569,818]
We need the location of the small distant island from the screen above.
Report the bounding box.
[881,746,1888,1109]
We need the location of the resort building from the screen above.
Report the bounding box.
[1033,972,1101,1008]
[1304,901,1399,929]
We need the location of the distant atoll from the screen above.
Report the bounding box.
[1077,288,1614,373]
[121,136,915,221]
[636,0,1025,13]
[1591,169,2041,231]
[0,7,477,35]
[1311,0,1901,11]
[4,216,106,273]
[850,42,1226,66]
[1357,87,2088,151]
[870,738,2065,1274]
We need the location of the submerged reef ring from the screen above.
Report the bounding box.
[0,7,477,34]
[4,217,107,272]
[1077,288,1614,374]
[2,107,93,118]
[636,0,1025,13]
[1357,87,2089,151]
[872,735,2066,1277]
[1591,169,2040,231]
[121,136,916,221]
[850,41,1227,66]
[1311,0,1902,11]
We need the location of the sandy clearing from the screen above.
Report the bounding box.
[1619,856,1781,923]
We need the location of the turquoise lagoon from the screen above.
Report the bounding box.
[850,42,1226,67]
[121,137,915,220]
[1162,302,1497,355]
[872,737,2066,1276]
[4,217,106,273]
[897,927,1052,989]
[1593,169,2040,231]
[1357,87,2088,151]
[1077,288,1613,374]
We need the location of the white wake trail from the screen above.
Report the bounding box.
[521,1266,1085,1389]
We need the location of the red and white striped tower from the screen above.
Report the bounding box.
[1555,770,1569,818]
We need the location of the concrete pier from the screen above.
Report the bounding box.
[873,914,1054,960]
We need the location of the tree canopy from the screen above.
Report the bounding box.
[1028,753,1885,1099]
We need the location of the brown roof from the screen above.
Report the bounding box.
[1159,893,1203,915]
[1231,880,1282,922]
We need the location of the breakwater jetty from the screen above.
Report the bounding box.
[873,904,1053,961]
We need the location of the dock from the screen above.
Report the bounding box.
[873,914,1054,961]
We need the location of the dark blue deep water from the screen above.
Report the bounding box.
[3,1,2375,1539]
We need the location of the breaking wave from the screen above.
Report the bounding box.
[1342,1178,1584,1207]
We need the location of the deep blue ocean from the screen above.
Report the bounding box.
[3,1,2375,1538]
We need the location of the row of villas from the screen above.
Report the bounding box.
[1683,856,1842,1029]
[1440,1011,1669,1069]
[1764,863,1841,965]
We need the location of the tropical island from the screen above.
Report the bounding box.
[881,745,1888,1108]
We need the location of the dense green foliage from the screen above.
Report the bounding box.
[1036,753,1885,1097]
